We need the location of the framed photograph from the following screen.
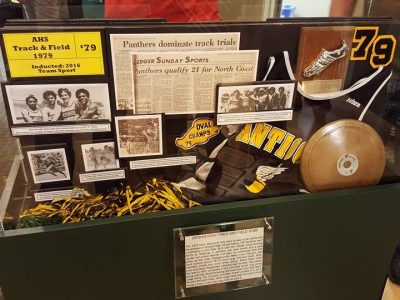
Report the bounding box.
[216,81,296,126]
[115,115,163,158]
[81,141,120,172]
[3,82,111,125]
[27,148,71,184]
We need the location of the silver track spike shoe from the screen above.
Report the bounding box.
[303,40,350,78]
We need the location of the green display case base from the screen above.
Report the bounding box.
[1,183,400,300]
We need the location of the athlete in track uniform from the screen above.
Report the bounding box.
[88,147,99,170]
[253,88,269,111]
[43,156,66,178]
[41,90,61,122]
[21,95,43,123]
[228,90,242,113]
[276,87,287,109]
[240,92,256,112]
[75,89,104,119]
[98,145,113,169]
[267,87,279,110]
[220,93,231,113]
[58,88,77,121]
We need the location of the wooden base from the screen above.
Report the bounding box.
[296,26,355,93]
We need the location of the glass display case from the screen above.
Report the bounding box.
[0,1,400,299]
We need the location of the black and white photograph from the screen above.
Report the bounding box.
[115,115,163,158]
[217,82,295,114]
[81,142,120,172]
[27,148,71,184]
[216,82,296,126]
[4,83,112,125]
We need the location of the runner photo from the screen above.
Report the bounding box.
[27,148,71,184]
[115,115,163,158]
[81,142,119,172]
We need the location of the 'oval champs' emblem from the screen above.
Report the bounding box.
[175,118,221,150]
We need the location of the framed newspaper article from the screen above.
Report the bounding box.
[109,32,241,110]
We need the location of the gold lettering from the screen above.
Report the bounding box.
[235,123,304,163]
[292,142,306,163]
[275,133,295,158]
[263,127,286,153]
[249,123,272,148]
[283,138,303,160]
[235,124,252,143]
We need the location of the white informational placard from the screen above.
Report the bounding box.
[217,110,293,125]
[79,169,125,183]
[185,228,264,288]
[173,217,274,298]
[11,123,111,136]
[130,156,197,170]
[34,189,73,202]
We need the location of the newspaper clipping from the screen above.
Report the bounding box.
[132,50,258,114]
[110,33,240,110]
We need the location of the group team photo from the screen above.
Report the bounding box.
[5,83,112,124]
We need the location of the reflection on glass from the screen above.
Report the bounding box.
[16,0,283,21]
[9,0,400,21]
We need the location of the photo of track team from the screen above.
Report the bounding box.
[81,142,120,172]
[115,115,162,158]
[217,83,295,114]
[5,83,111,124]
[27,148,71,184]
